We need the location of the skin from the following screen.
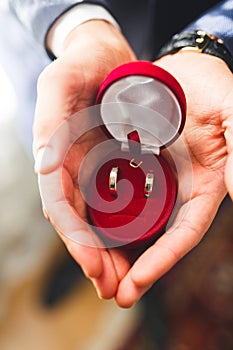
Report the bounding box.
[34,20,233,308]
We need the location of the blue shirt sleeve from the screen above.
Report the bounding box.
[184,0,233,55]
[8,0,153,59]
[9,0,112,49]
[9,0,233,57]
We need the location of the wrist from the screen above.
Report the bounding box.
[156,49,230,69]
[64,19,121,51]
[157,30,233,73]
[62,20,136,63]
[46,3,120,59]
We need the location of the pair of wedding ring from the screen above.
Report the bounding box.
[109,166,154,198]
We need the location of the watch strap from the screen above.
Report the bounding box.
[157,31,233,73]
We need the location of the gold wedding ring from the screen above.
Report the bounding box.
[144,172,154,198]
[109,167,118,195]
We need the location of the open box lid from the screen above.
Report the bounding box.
[96,61,186,154]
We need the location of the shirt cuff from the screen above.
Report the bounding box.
[47,3,121,58]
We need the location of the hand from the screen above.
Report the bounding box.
[33,20,137,298]
[113,52,233,307]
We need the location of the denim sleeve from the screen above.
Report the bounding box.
[184,0,233,55]
[9,0,112,48]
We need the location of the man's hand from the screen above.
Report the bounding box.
[114,52,233,307]
[33,20,136,299]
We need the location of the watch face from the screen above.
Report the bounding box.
[96,61,186,151]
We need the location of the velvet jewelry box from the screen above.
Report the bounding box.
[87,61,186,248]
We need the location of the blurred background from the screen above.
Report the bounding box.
[0,2,232,349]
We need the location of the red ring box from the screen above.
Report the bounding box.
[87,61,186,248]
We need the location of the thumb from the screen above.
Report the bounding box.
[33,120,70,174]
[32,60,77,174]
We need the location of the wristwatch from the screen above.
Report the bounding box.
[157,30,233,73]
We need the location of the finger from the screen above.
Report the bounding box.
[39,168,104,278]
[131,193,222,286]
[115,274,150,308]
[94,246,144,304]
[108,248,131,280]
[34,120,70,174]
[90,250,120,300]
[64,238,103,279]
[116,192,224,307]
[33,59,82,173]
[89,249,132,300]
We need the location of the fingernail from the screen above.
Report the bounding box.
[34,146,59,174]
[91,279,103,299]
[34,148,44,173]
[96,289,104,300]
